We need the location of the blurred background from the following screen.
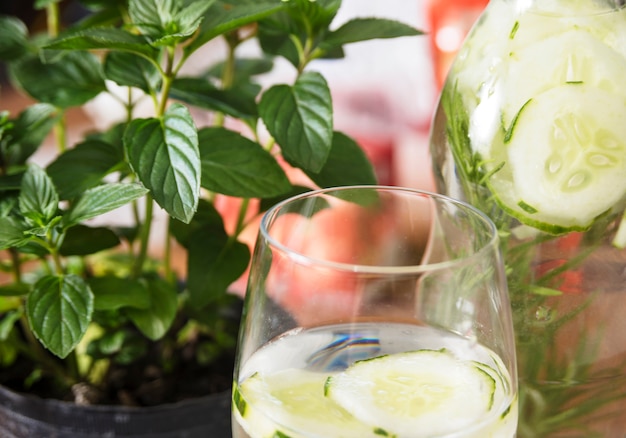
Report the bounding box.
[0,0,488,192]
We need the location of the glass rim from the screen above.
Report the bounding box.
[259,185,500,275]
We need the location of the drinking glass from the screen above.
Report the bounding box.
[232,186,518,437]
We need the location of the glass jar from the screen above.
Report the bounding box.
[429,1,626,436]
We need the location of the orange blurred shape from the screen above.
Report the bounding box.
[426,0,488,89]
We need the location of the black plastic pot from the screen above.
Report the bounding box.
[0,385,231,437]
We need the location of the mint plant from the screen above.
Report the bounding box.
[0,0,421,405]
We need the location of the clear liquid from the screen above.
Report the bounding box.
[233,322,517,438]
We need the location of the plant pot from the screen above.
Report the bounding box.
[0,384,231,437]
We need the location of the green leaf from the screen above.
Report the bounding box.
[0,310,23,340]
[60,225,120,256]
[125,277,178,340]
[9,51,106,109]
[170,77,257,119]
[0,175,21,194]
[65,183,149,226]
[259,71,333,173]
[124,103,200,223]
[257,13,300,67]
[3,103,59,166]
[285,0,341,33]
[44,27,158,59]
[34,0,61,9]
[187,227,250,308]
[259,185,312,212]
[0,283,30,297]
[104,51,161,93]
[26,274,94,358]
[305,131,377,188]
[320,18,423,51]
[169,198,223,249]
[186,1,286,55]
[0,217,29,249]
[198,127,290,198]
[151,0,215,46]
[128,0,179,38]
[47,139,125,200]
[89,276,151,310]
[19,165,59,223]
[0,16,30,61]
[257,0,340,66]
[205,57,274,83]
[0,296,22,312]
[72,4,127,30]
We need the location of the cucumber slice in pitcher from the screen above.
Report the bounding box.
[501,29,626,129]
[487,85,626,233]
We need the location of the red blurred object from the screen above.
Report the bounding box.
[426,0,489,89]
[333,91,398,186]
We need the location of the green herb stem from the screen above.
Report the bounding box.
[233,198,251,238]
[46,2,60,38]
[132,194,154,278]
[163,215,173,282]
[19,314,74,386]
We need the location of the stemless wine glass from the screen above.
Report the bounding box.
[232,186,518,438]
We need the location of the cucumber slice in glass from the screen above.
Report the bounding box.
[325,349,497,437]
[235,369,375,438]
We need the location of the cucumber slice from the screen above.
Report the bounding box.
[501,29,626,128]
[235,369,376,438]
[325,349,497,437]
[488,85,626,232]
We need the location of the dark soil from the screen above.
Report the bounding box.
[0,298,242,407]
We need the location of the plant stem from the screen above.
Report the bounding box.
[132,194,154,278]
[163,216,173,282]
[19,314,74,386]
[9,248,22,283]
[46,3,68,154]
[46,2,60,38]
[233,198,250,238]
[214,34,238,127]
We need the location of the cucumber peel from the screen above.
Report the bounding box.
[486,85,626,233]
[325,349,500,436]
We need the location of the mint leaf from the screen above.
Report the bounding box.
[47,139,125,200]
[19,165,59,223]
[0,16,29,61]
[60,225,121,256]
[320,18,423,51]
[4,103,59,166]
[305,131,377,188]
[104,51,161,93]
[124,103,201,223]
[27,274,94,359]
[9,51,106,109]
[170,77,258,119]
[44,27,158,59]
[125,277,178,340]
[187,227,250,308]
[169,198,223,249]
[259,71,333,173]
[198,127,290,198]
[152,0,215,46]
[128,0,177,38]
[65,183,149,226]
[186,1,286,55]
[0,217,30,250]
[89,276,151,310]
